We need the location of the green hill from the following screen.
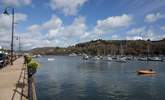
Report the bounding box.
[30,39,165,56]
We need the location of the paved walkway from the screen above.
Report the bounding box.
[0,57,28,100]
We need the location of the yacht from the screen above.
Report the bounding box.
[103,56,112,61]
[36,54,42,58]
[82,54,89,60]
[115,43,127,63]
[116,57,127,63]
[48,58,55,61]
[138,57,148,61]
[69,53,77,56]
[148,57,163,61]
[82,55,89,60]
[93,56,100,60]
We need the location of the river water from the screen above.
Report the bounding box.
[35,56,165,100]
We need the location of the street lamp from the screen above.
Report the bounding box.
[15,36,21,53]
[3,8,15,65]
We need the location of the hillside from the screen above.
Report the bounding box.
[30,39,165,56]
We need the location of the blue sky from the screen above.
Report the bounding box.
[0,0,165,49]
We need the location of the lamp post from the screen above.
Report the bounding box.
[15,36,21,53]
[18,36,21,53]
[3,8,15,65]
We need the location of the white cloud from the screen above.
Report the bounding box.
[50,0,87,15]
[127,27,145,35]
[42,15,62,29]
[21,14,134,49]
[47,29,60,40]
[5,13,164,49]
[27,24,40,32]
[80,32,90,39]
[62,16,87,37]
[143,29,155,40]
[145,13,165,22]
[112,35,119,40]
[126,36,143,40]
[15,13,27,22]
[94,14,132,34]
[20,16,88,49]
[0,13,27,32]
[0,13,27,48]
[0,13,27,29]
[80,32,98,43]
[0,15,11,30]
[126,27,164,41]
[0,0,32,6]
[46,16,87,39]
[161,26,165,31]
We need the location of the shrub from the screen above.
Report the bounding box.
[25,55,32,64]
[27,60,39,70]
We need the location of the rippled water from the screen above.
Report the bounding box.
[35,56,165,100]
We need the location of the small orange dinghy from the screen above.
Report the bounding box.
[137,69,156,75]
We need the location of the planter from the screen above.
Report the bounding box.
[27,59,39,77]
[28,68,37,77]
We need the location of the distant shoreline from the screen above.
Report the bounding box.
[29,39,165,56]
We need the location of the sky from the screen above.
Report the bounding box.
[0,0,165,50]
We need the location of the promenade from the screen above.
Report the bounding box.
[0,57,28,100]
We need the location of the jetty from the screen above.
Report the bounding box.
[0,57,28,100]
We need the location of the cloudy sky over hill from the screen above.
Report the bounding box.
[0,0,165,49]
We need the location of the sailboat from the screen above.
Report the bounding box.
[82,54,89,60]
[138,40,150,61]
[116,43,126,63]
[138,57,148,61]
[103,56,113,61]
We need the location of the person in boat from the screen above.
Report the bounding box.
[138,68,156,75]
[149,69,153,71]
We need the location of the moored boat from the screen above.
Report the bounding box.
[138,57,148,61]
[69,53,77,56]
[82,54,89,60]
[82,55,89,60]
[93,56,100,60]
[103,56,112,61]
[137,69,156,74]
[115,57,127,63]
[148,57,163,61]
[48,58,55,61]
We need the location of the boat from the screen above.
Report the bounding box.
[112,56,117,59]
[115,57,127,63]
[103,56,112,61]
[48,58,55,61]
[115,43,127,63]
[93,56,100,60]
[32,55,37,58]
[138,41,150,61]
[137,69,156,74]
[69,53,77,56]
[148,57,163,62]
[36,54,42,58]
[82,55,89,60]
[125,56,133,60]
[138,57,148,61]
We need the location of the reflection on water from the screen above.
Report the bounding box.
[35,56,165,100]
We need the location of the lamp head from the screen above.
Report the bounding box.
[3,9,9,15]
